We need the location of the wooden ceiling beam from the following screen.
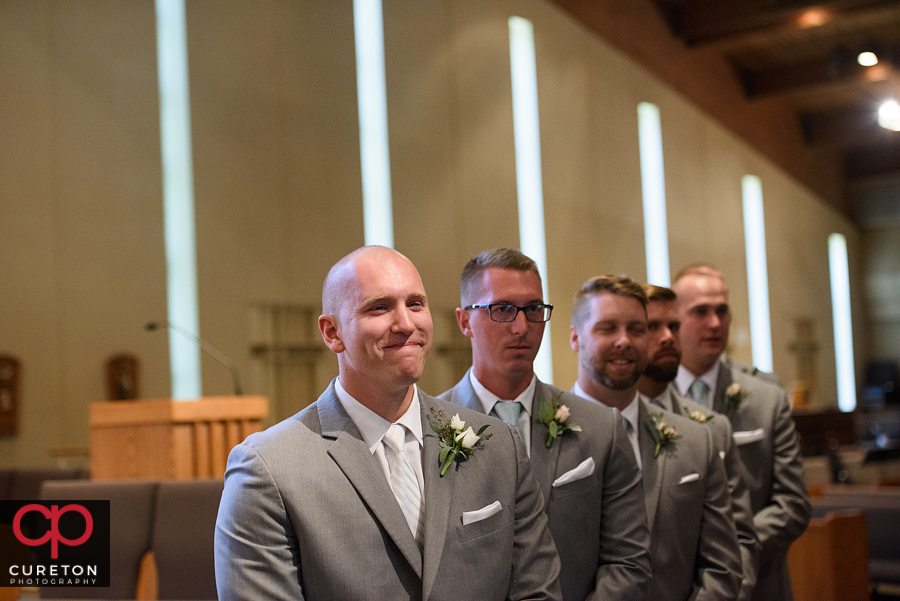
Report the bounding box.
[661,0,900,51]
[742,52,899,97]
[802,107,900,147]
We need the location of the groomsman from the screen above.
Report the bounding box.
[636,283,760,601]
[441,248,651,601]
[215,246,562,600]
[672,265,810,601]
[570,274,742,601]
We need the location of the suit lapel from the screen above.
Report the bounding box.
[712,361,732,415]
[420,394,456,601]
[528,381,561,509]
[448,369,484,413]
[320,382,423,580]
[666,385,684,415]
[638,401,666,533]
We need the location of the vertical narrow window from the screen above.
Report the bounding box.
[829,233,857,412]
[354,0,394,248]
[742,175,774,373]
[509,16,552,383]
[156,0,201,399]
[637,102,670,286]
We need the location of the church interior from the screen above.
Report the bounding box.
[1,0,900,599]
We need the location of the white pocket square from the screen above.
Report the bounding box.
[733,428,766,445]
[462,500,502,525]
[552,457,596,488]
[679,472,700,484]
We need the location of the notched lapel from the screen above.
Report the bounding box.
[320,383,423,580]
[639,402,666,533]
[420,396,456,601]
[712,362,733,416]
[529,383,562,507]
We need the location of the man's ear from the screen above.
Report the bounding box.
[319,314,345,353]
[455,307,474,339]
[569,324,580,352]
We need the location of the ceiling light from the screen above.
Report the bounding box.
[878,100,900,131]
[857,51,878,66]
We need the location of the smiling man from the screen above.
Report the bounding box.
[672,265,810,601]
[441,249,651,601]
[215,245,561,601]
[570,275,741,601]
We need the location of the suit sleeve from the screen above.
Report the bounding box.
[720,418,761,601]
[753,390,812,560]
[215,442,305,601]
[692,428,743,601]
[587,418,652,601]
[507,427,564,601]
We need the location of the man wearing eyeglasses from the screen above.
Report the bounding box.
[440,248,652,601]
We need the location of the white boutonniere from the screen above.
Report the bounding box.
[429,411,492,477]
[683,408,715,424]
[724,383,745,415]
[647,412,682,458]
[538,393,582,449]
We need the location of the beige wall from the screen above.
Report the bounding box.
[0,0,863,468]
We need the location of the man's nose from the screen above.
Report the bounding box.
[509,309,529,333]
[393,306,415,332]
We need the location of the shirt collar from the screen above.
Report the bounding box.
[620,392,641,430]
[469,370,536,417]
[675,361,720,397]
[334,379,423,454]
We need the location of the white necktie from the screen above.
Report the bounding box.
[494,400,523,439]
[689,379,710,408]
[383,424,423,543]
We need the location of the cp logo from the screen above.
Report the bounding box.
[13,504,94,559]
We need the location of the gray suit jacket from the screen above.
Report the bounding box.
[440,373,652,601]
[637,401,743,601]
[711,360,811,601]
[658,387,761,601]
[214,381,562,601]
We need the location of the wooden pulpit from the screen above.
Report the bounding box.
[89,396,268,480]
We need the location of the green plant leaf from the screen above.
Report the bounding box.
[548,421,558,438]
[476,424,490,436]
[439,445,451,464]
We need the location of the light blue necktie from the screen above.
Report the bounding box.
[494,401,523,439]
[689,379,710,408]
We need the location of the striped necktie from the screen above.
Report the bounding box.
[383,424,424,544]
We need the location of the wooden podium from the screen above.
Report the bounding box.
[89,396,268,480]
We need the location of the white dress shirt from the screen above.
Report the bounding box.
[335,378,425,501]
[675,362,720,410]
[572,382,642,471]
[469,370,535,456]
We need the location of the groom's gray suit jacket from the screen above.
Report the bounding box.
[440,372,652,601]
[214,380,562,601]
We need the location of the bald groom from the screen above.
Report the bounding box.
[215,246,561,600]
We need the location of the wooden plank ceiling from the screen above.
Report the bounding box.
[552,0,900,195]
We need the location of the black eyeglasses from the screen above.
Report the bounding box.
[464,303,553,323]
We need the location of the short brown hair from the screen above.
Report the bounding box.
[642,284,677,303]
[672,262,723,284]
[572,275,647,328]
[460,248,541,306]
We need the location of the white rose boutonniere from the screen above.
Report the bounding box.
[538,393,582,449]
[647,412,682,458]
[429,410,492,477]
[683,408,715,425]
[724,383,745,415]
